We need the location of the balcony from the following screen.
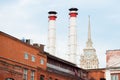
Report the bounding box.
[47,63,74,75]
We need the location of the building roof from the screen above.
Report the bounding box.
[106,49,120,54]
[0,31,43,52]
[87,68,105,71]
[45,51,87,71]
[46,52,76,66]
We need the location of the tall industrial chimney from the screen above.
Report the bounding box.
[68,8,78,64]
[48,11,57,55]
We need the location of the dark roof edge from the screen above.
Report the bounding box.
[106,49,120,52]
[45,51,76,65]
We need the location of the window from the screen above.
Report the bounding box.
[23,69,28,80]
[90,77,95,80]
[40,59,44,65]
[40,75,44,80]
[100,78,106,80]
[111,75,119,80]
[5,78,14,80]
[48,77,52,80]
[31,71,35,80]
[31,55,35,62]
[24,53,28,59]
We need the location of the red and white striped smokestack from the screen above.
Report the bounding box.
[68,8,78,64]
[48,11,57,55]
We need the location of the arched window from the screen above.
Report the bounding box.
[5,78,14,80]
[90,77,95,80]
[48,77,52,80]
[40,75,44,80]
[100,78,106,80]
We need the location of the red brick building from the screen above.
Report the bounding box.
[106,50,120,80]
[0,31,47,80]
[0,31,88,80]
[88,69,105,80]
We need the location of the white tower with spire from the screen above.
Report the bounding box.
[48,11,57,55]
[80,16,99,69]
[86,16,93,49]
[68,8,78,64]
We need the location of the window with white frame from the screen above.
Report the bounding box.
[23,69,28,80]
[40,59,44,65]
[111,74,119,80]
[24,53,28,59]
[31,55,35,62]
[31,71,35,80]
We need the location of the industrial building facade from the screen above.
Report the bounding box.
[0,31,88,80]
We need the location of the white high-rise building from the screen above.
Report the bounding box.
[80,16,99,69]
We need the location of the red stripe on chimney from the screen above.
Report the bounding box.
[48,16,57,20]
[69,13,78,17]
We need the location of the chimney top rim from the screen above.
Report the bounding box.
[48,11,57,14]
[69,8,78,11]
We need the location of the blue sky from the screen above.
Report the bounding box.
[0,0,120,68]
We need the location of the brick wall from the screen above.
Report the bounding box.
[88,70,105,80]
